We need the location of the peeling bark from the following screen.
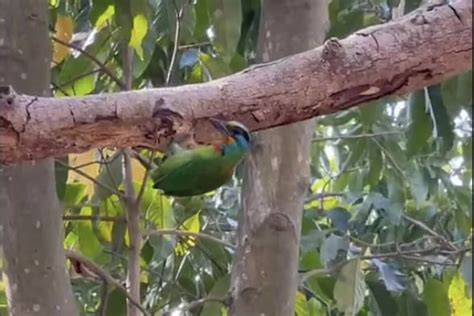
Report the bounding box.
[0,0,472,163]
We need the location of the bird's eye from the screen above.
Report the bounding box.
[234,127,250,143]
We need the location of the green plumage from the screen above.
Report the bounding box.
[152,145,246,196]
[152,119,251,197]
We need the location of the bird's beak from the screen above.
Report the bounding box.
[210,118,231,136]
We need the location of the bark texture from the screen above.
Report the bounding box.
[229,1,328,315]
[0,0,472,164]
[0,1,78,315]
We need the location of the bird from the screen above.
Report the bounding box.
[151,118,251,197]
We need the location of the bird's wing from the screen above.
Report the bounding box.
[151,146,219,186]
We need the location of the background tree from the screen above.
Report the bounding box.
[0,0,471,315]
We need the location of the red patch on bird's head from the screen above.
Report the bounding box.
[212,144,222,153]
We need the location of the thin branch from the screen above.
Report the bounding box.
[402,213,457,251]
[65,251,150,316]
[312,131,402,143]
[162,296,226,316]
[52,36,125,89]
[178,41,212,50]
[62,215,126,222]
[55,159,121,197]
[142,229,236,250]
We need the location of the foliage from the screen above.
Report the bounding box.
[1,0,470,315]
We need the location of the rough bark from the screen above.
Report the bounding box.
[228,1,328,315]
[0,0,471,163]
[0,1,78,315]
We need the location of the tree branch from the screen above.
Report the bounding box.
[142,229,236,249]
[0,0,471,163]
[65,250,150,316]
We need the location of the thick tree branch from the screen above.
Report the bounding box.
[0,0,471,163]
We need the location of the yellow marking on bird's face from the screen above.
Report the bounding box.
[225,136,235,145]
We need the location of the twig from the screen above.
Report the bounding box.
[52,36,126,89]
[300,244,470,284]
[142,229,236,250]
[65,250,150,316]
[402,213,457,251]
[178,41,212,50]
[62,215,126,222]
[55,159,121,197]
[312,131,402,143]
[162,296,226,316]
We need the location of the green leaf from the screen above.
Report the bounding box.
[423,279,451,316]
[448,272,472,316]
[295,291,310,316]
[105,288,126,316]
[129,14,148,59]
[93,152,123,202]
[397,291,428,316]
[367,145,383,188]
[200,276,229,316]
[55,156,69,200]
[63,182,87,207]
[75,207,103,258]
[406,89,432,157]
[320,234,349,266]
[408,163,429,207]
[427,85,455,154]
[333,258,366,315]
[155,0,196,43]
[367,281,398,316]
[209,0,242,62]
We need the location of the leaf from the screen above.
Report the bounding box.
[408,163,429,207]
[105,288,127,316]
[63,182,87,207]
[423,279,451,316]
[320,234,349,266]
[93,152,123,202]
[367,144,383,188]
[55,156,69,201]
[295,291,310,316]
[397,291,428,316]
[129,14,148,60]
[333,258,366,315]
[75,207,103,258]
[175,211,201,255]
[327,207,351,233]
[209,0,242,62]
[199,276,230,316]
[52,15,74,65]
[406,89,432,157]
[460,255,472,296]
[155,0,196,43]
[372,258,405,293]
[367,281,398,316]
[448,272,472,316]
[427,85,455,154]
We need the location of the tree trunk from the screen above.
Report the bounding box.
[0,1,78,315]
[230,1,329,315]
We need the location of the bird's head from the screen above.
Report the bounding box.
[210,118,251,150]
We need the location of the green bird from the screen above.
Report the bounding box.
[152,118,251,197]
